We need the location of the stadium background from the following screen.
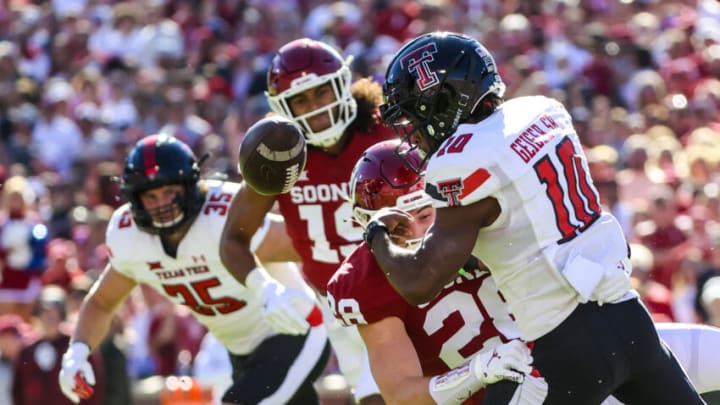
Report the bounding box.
[0,0,719,403]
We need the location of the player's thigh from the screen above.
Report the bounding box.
[529,303,618,404]
[608,304,705,405]
[222,329,330,404]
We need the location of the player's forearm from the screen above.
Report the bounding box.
[72,298,117,351]
[219,234,259,284]
[370,233,459,305]
[379,376,437,405]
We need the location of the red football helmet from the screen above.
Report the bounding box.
[266,38,357,148]
[350,139,430,229]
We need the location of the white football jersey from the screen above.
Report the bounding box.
[425,95,635,340]
[106,180,274,355]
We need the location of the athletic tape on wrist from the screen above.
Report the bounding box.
[245,267,272,294]
[428,361,485,405]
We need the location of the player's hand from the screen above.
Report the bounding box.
[472,340,533,385]
[368,207,414,241]
[59,342,96,403]
[509,374,549,404]
[259,280,313,335]
[246,267,321,335]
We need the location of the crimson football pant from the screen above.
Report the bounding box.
[222,329,331,404]
[482,299,705,405]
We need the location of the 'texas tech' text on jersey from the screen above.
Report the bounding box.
[105,180,274,355]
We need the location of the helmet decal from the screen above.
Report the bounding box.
[400,42,439,91]
[142,136,159,178]
[381,32,506,157]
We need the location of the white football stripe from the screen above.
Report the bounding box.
[257,140,304,162]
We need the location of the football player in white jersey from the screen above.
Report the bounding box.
[365,31,705,404]
[58,134,330,404]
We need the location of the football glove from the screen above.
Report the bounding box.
[246,267,313,335]
[472,340,533,385]
[509,374,549,404]
[59,342,95,404]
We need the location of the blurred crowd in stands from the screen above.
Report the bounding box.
[0,0,719,403]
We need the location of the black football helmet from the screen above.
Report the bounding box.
[380,32,505,165]
[350,139,430,229]
[121,134,204,235]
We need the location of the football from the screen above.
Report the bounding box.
[238,116,307,196]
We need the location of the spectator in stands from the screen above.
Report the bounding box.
[0,175,48,321]
[700,276,720,328]
[637,186,691,288]
[12,285,104,404]
[0,314,32,405]
[40,238,88,293]
[31,79,84,179]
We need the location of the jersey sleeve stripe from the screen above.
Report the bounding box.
[459,168,491,199]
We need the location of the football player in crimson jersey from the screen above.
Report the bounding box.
[327,140,542,405]
[220,38,394,404]
[367,32,705,404]
[59,134,330,405]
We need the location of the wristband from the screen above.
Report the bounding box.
[245,267,272,295]
[428,361,485,405]
[363,220,388,246]
[69,341,91,358]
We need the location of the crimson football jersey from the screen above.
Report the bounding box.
[327,244,520,401]
[276,124,394,292]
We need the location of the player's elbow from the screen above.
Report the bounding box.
[219,228,248,264]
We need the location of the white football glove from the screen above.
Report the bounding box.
[509,374,549,404]
[472,340,533,385]
[246,267,313,335]
[59,342,96,404]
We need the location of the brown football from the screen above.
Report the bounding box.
[238,116,307,196]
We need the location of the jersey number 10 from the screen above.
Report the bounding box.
[534,137,601,243]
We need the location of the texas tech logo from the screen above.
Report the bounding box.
[437,178,464,207]
[400,43,439,91]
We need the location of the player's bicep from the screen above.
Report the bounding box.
[358,317,424,398]
[420,197,500,278]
